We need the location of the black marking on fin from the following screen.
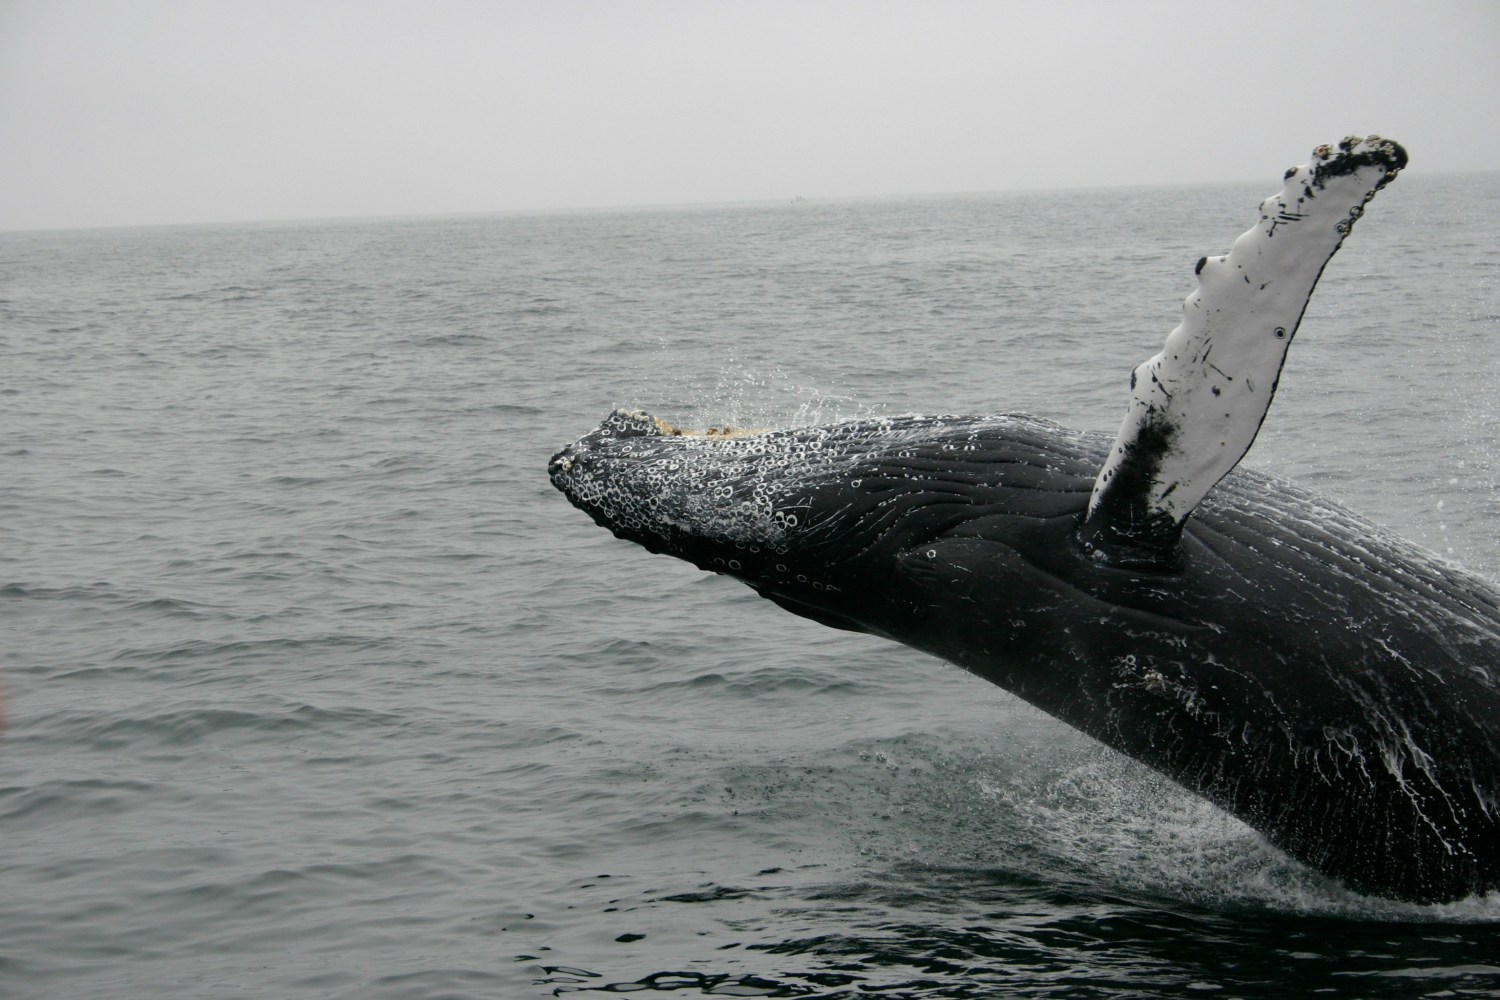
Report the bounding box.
[1077,419,1185,571]
[1313,137,1408,186]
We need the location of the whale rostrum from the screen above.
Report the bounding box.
[549,138,1500,904]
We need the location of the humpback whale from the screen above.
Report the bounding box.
[549,137,1500,904]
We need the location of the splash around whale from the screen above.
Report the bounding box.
[549,138,1500,904]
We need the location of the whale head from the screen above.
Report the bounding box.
[549,408,1106,636]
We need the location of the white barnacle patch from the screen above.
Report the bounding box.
[570,413,886,550]
[1109,651,1218,726]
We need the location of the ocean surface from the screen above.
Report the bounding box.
[3,170,1498,999]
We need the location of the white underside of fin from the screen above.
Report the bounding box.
[1084,137,1406,553]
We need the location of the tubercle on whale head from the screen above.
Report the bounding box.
[548,408,817,567]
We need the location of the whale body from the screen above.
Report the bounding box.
[548,138,1500,903]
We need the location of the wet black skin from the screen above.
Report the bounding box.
[550,411,1500,903]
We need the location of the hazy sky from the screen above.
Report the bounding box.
[3,0,1498,231]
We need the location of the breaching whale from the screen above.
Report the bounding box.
[548,137,1500,904]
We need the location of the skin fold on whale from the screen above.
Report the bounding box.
[548,138,1500,904]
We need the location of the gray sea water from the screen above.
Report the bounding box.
[3,171,1499,998]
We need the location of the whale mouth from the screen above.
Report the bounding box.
[549,409,764,474]
[613,409,764,440]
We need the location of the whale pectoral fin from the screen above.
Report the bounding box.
[1080,136,1406,568]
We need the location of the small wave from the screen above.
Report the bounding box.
[485,402,544,416]
[1,582,121,601]
[651,884,758,904]
[20,701,409,754]
[627,667,882,700]
[538,968,796,996]
[158,285,263,303]
[0,776,162,824]
[122,596,212,617]
[109,634,397,670]
[518,296,567,316]
[0,581,216,619]
[371,454,434,471]
[265,475,327,487]
[405,332,491,347]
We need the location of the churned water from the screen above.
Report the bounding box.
[3,171,1498,998]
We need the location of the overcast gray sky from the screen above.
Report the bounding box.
[2,0,1497,231]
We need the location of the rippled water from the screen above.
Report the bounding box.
[3,170,1499,998]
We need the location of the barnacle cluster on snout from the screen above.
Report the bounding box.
[551,409,878,553]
